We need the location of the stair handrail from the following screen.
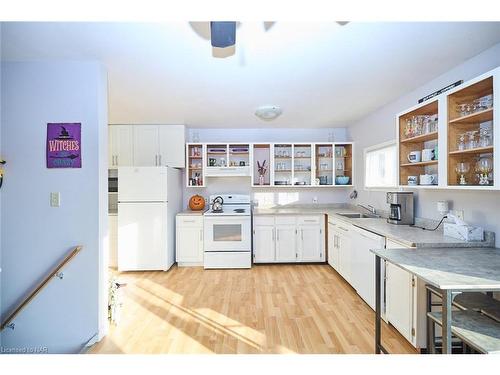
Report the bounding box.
[0,245,83,331]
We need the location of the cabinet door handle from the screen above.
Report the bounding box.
[272,228,275,241]
[276,229,279,241]
[159,155,162,165]
[155,155,158,166]
[116,155,119,166]
[304,219,316,222]
[338,226,348,232]
[301,229,304,240]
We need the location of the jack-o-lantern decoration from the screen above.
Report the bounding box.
[189,194,206,211]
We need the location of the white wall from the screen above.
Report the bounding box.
[183,128,353,208]
[0,23,3,348]
[349,42,500,246]
[0,61,108,353]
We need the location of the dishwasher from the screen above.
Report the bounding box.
[350,225,385,311]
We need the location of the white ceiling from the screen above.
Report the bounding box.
[2,22,500,128]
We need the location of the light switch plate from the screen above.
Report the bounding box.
[50,192,60,207]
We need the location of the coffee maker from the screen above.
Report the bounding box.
[386,192,414,225]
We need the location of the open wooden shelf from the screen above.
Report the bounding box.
[447,75,494,187]
[398,100,439,185]
[449,146,493,156]
[449,107,493,125]
[400,160,438,167]
[400,131,438,144]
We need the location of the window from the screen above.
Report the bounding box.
[364,141,397,188]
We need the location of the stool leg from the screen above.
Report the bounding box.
[427,316,435,354]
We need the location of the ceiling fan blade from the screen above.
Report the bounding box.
[210,21,236,48]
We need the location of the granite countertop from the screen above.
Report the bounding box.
[371,247,500,290]
[253,204,494,248]
[177,209,207,216]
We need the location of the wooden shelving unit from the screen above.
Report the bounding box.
[252,144,271,186]
[334,143,353,186]
[398,100,439,186]
[316,143,332,188]
[447,76,494,186]
[186,143,205,187]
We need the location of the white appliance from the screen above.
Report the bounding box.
[350,226,386,310]
[203,194,252,269]
[118,166,182,271]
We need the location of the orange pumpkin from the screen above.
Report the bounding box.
[189,194,206,211]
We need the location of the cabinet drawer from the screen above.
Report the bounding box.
[254,216,275,226]
[297,216,321,225]
[275,216,296,225]
[176,215,203,227]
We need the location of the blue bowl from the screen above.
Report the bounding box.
[335,176,350,185]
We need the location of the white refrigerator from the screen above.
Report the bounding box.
[117,166,182,271]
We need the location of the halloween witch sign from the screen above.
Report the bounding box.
[46,123,82,168]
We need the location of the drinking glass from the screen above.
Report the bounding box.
[479,127,492,148]
[455,162,470,185]
[457,133,466,151]
[466,131,478,150]
[477,157,493,185]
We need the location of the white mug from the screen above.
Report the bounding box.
[422,148,434,162]
[419,174,435,185]
[407,151,422,163]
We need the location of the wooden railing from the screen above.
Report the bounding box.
[0,245,83,331]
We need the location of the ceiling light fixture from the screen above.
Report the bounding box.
[255,105,283,121]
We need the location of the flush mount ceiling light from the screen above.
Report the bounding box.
[255,105,283,121]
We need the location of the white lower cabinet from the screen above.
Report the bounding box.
[298,225,323,261]
[253,215,325,263]
[176,214,204,266]
[332,222,352,284]
[275,225,297,262]
[327,223,338,269]
[253,225,275,263]
[385,238,427,349]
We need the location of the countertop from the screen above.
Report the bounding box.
[177,209,207,216]
[253,204,494,248]
[371,247,500,290]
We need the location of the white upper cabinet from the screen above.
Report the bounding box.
[159,125,185,168]
[109,125,134,168]
[397,66,499,190]
[110,124,186,168]
[134,125,160,166]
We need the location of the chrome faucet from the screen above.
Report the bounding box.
[358,204,376,214]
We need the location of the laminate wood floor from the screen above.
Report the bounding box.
[89,264,417,354]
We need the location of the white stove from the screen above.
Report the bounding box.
[204,204,251,216]
[203,194,252,269]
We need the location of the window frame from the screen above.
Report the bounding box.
[363,140,398,191]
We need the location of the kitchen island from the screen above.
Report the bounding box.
[371,247,500,354]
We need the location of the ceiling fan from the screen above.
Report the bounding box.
[189,21,349,64]
[209,21,348,49]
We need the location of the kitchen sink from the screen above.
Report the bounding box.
[337,213,380,219]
